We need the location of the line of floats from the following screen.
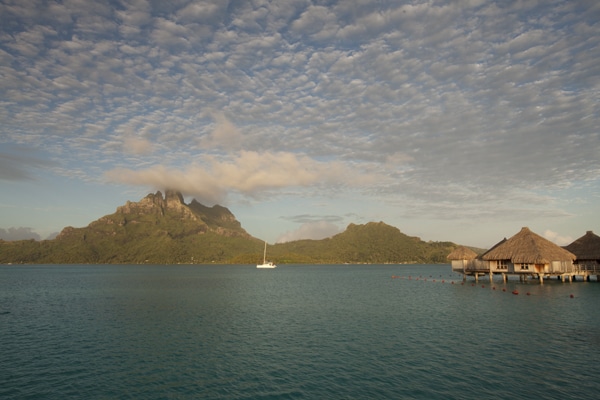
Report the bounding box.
[390,274,576,298]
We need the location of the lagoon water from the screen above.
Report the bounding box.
[1,264,599,399]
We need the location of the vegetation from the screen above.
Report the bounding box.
[0,191,477,265]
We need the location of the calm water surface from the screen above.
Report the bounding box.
[1,264,599,399]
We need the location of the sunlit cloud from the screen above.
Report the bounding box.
[104,150,378,205]
[123,136,154,155]
[543,229,574,247]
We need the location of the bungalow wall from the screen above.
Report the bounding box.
[574,259,600,273]
[451,259,469,272]
[488,259,513,273]
[487,260,574,275]
[451,259,490,273]
[549,260,574,274]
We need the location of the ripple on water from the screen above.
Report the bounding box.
[1,264,599,399]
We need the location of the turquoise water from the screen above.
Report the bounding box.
[1,264,599,399]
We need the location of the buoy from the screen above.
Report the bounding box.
[570,294,574,298]
[526,292,531,296]
[492,287,496,290]
[512,290,519,295]
[481,285,485,288]
[502,288,506,292]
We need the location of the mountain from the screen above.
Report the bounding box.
[271,221,457,264]
[0,191,469,264]
[0,191,261,264]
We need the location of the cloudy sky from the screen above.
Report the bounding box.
[1,0,599,248]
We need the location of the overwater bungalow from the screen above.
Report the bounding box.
[449,227,589,283]
[482,227,576,283]
[447,246,477,272]
[447,246,489,276]
[564,231,600,280]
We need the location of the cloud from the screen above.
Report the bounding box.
[543,229,573,246]
[0,147,58,181]
[123,136,154,155]
[276,221,342,243]
[0,227,41,241]
[282,214,345,224]
[104,150,378,205]
[200,113,245,151]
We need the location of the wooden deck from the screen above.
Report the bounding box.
[453,264,600,283]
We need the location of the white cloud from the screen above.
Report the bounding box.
[104,150,380,205]
[543,229,573,246]
[123,136,154,155]
[200,113,245,151]
[276,221,342,243]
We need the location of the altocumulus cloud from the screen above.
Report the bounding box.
[1,0,599,246]
[104,150,379,205]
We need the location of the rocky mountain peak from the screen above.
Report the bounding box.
[164,190,185,208]
[117,190,195,219]
[111,190,250,238]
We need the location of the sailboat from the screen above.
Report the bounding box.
[256,240,277,269]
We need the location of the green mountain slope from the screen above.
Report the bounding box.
[0,191,261,264]
[0,191,471,264]
[271,222,457,264]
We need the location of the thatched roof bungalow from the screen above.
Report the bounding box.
[447,246,477,261]
[447,246,478,273]
[481,227,575,275]
[564,231,600,271]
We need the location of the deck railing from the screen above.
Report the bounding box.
[455,260,600,275]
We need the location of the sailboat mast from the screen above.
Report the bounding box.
[263,241,267,264]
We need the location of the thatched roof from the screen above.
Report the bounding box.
[482,227,575,264]
[447,246,478,260]
[480,237,507,259]
[564,231,600,260]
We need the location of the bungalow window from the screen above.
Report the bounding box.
[519,263,529,270]
[498,260,508,270]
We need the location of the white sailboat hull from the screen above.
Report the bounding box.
[257,241,277,268]
[256,263,276,269]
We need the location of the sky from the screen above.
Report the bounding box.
[1,0,599,248]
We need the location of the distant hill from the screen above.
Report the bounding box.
[0,191,474,264]
[272,221,458,264]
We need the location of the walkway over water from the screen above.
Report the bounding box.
[453,263,600,283]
